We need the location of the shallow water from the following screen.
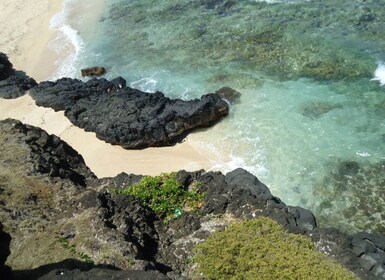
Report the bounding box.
[50,0,385,234]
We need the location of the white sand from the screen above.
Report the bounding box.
[0,0,221,177]
[0,0,63,81]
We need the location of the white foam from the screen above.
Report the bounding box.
[371,62,385,86]
[209,153,267,176]
[48,0,85,79]
[130,76,159,93]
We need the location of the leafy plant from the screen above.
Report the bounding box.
[193,217,358,280]
[111,173,205,222]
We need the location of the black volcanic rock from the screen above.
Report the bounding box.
[0,119,95,186]
[0,52,37,99]
[38,268,170,280]
[215,86,241,104]
[0,223,12,279]
[30,77,229,148]
[0,52,14,80]
[0,73,38,99]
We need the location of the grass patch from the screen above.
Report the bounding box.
[57,236,94,265]
[193,217,358,280]
[111,173,204,222]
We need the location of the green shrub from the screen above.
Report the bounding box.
[112,173,204,222]
[193,217,358,280]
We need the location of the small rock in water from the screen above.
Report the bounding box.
[302,101,343,119]
[81,66,106,77]
[215,86,241,104]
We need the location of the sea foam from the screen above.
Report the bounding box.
[48,0,85,79]
[371,62,385,86]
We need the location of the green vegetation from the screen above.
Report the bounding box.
[112,173,205,222]
[193,217,358,280]
[57,236,94,265]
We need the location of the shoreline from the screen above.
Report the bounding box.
[0,0,220,177]
[0,94,216,177]
[0,0,64,82]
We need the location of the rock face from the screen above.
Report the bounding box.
[0,53,14,80]
[0,52,37,99]
[0,118,95,186]
[0,119,384,280]
[30,77,229,148]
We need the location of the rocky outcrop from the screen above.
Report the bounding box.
[0,52,37,99]
[30,77,229,148]
[81,66,106,77]
[1,119,384,279]
[0,53,14,80]
[0,118,95,186]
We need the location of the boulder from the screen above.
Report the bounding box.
[0,73,37,99]
[215,86,241,104]
[81,66,106,77]
[0,53,37,98]
[0,52,14,80]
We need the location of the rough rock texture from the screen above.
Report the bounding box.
[0,52,14,80]
[0,73,38,99]
[215,86,241,104]
[0,118,95,186]
[1,119,384,279]
[0,52,37,99]
[80,66,106,77]
[30,77,229,148]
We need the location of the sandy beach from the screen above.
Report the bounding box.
[0,0,63,81]
[0,0,218,177]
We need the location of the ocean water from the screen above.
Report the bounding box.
[49,0,385,234]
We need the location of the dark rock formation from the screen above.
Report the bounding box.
[215,86,241,104]
[30,77,229,148]
[310,228,382,280]
[12,259,170,280]
[81,66,106,77]
[0,223,12,279]
[38,268,170,280]
[0,52,37,99]
[0,73,38,99]
[0,118,95,186]
[0,53,14,80]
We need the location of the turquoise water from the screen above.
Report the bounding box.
[50,0,385,234]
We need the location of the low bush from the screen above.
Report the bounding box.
[112,173,204,222]
[193,217,357,280]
